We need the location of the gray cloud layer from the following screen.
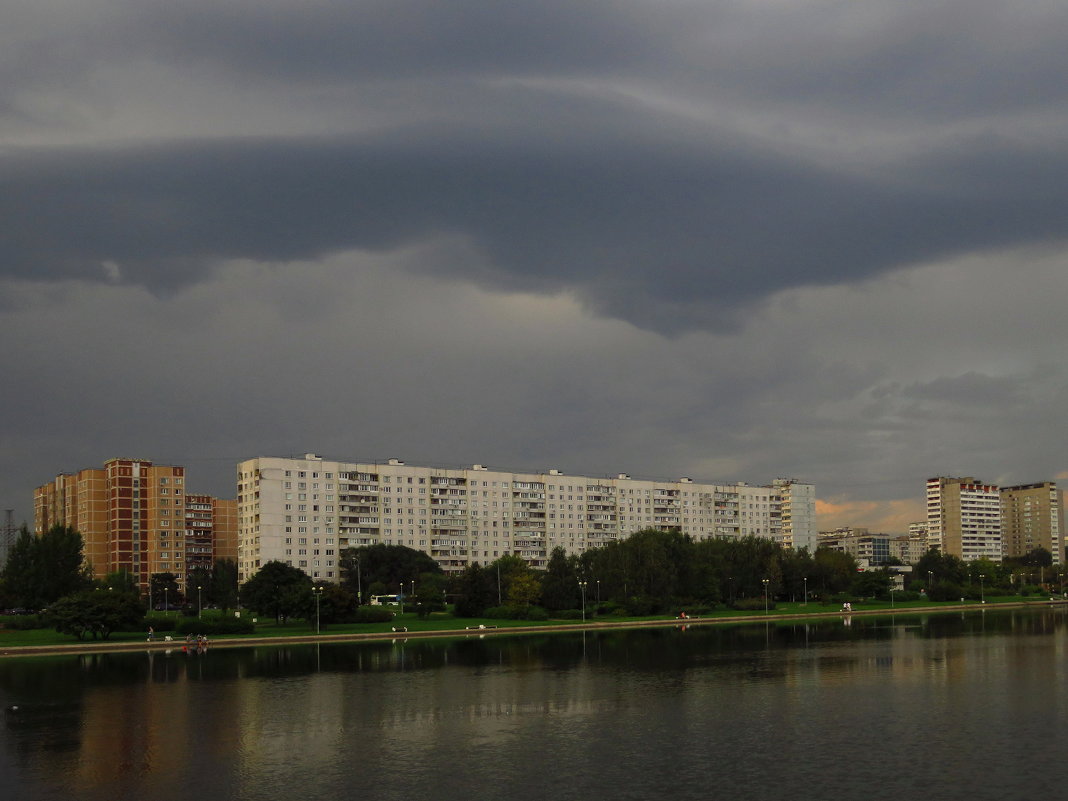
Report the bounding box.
[4,1,1068,530]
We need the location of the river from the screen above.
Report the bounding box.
[3,608,1067,801]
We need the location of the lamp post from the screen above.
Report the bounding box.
[928,571,934,594]
[762,578,770,615]
[578,580,588,623]
[399,582,405,614]
[890,585,896,608]
[979,573,985,604]
[313,584,323,634]
[354,555,362,605]
[197,585,202,619]
[596,579,601,605]
[803,576,808,606]
[163,586,168,616]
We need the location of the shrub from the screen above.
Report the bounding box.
[347,607,393,624]
[928,581,964,602]
[483,605,549,621]
[887,591,921,602]
[1,614,43,630]
[623,596,661,617]
[731,598,776,612]
[175,618,255,636]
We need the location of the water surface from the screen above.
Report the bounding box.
[3,608,1066,801]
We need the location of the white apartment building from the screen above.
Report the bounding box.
[236,454,817,581]
[773,478,817,552]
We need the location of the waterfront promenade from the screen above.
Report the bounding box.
[3,599,1063,659]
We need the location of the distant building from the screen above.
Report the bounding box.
[818,527,925,568]
[236,453,817,582]
[772,479,818,553]
[34,458,237,594]
[925,477,1002,562]
[923,477,1062,564]
[1000,482,1061,563]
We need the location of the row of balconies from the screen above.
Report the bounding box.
[430,487,466,496]
[431,477,466,486]
[431,520,466,530]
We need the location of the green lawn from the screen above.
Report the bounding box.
[0,595,1048,650]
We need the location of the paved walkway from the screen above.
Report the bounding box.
[3,600,1059,659]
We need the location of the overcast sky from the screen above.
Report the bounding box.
[5,0,1068,534]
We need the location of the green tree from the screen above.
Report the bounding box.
[812,548,858,596]
[187,566,212,612]
[779,547,816,602]
[0,527,38,608]
[507,572,542,608]
[914,549,968,589]
[211,558,239,611]
[241,561,312,623]
[452,563,495,617]
[47,590,146,640]
[485,555,530,606]
[409,573,447,619]
[1,525,90,609]
[101,569,139,595]
[150,572,182,609]
[540,548,580,611]
[339,544,441,595]
[312,582,357,624]
[852,569,893,598]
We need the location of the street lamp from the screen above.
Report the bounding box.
[354,555,362,605]
[163,586,168,616]
[803,576,808,606]
[596,579,601,605]
[890,585,896,608]
[979,573,985,604]
[197,585,202,619]
[578,580,588,623]
[928,571,934,594]
[762,578,770,614]
[313,584,324,634]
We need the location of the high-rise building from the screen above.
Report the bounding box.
[34,458,237,594]
[236,453,816,581]
[925,477,1002,561]
[1000,482,1061,564]
[772,479,817,552]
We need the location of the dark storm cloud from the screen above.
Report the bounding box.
[6,1,1068,531]
[3,1,1068,332]
[10,1,1067,117]
[4,119,1068,330]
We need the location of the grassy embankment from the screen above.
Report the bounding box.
[0,595,1045,650]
